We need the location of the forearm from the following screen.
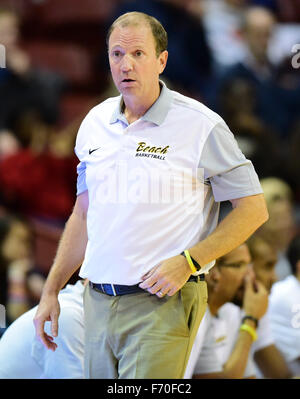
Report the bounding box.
[42,204,88,297]
[189,194,268,266]
[223,320,256,379]
[254,345,292,379]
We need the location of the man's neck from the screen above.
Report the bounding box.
[244,47,271,79]
[123,83,161,124]
[208,296,225,316]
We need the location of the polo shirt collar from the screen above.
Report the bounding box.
[109,80,172,126]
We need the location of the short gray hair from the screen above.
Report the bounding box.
[106,11,168,57]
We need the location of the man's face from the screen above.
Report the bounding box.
[215,244,251,305]
[252,240,277,292]
[244,11,275,61]
[260,199,295,251]
[108,24,168,101]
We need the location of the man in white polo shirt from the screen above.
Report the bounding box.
[33,11,268,379]
[0,280,85,379]
[268,235,300,376]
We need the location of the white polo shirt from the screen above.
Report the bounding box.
[193,304,257,378]
[75,81,262,285]
[0,281,84,379]
[268,275,300,369]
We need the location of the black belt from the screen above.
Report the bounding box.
[89,274,205,296]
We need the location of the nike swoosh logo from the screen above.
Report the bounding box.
[89,147,101,155]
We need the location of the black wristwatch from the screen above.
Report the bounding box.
[242,315,259,328]
[180,251,202,272]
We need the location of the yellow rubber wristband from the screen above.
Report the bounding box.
[240,323,257,341]
[184,250,197,274]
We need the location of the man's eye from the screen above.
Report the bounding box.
[113,51,120,57]
[135,51,142,57]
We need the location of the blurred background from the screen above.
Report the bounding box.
[0,0,299,331]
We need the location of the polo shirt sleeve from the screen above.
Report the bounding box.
[74,114,90,196]
[199,121,263,202]
[76,161,88,196]
[252,313,275,353]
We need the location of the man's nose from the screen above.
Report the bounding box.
[120,54,133,72]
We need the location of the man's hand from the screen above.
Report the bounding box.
[139,254,192,298]
[243,275,268,321]
[33,294,60,351]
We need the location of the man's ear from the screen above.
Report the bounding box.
[158,50,168,74]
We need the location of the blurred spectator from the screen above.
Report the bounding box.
[0,214,45,326]
[257,177,297,280]
[0,280,85,378]
[248,235,278,292]
[110,0,213,100]
[248,235,292,378]
[192,240,292,378]
[192,243,269,378]
[202,0,249,69]
[268,234,300,376]
[217,78,282,178]
[0,114,78,223]
[216,6,300,139]
[0,6,64,146]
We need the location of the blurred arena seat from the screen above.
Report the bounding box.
[23,41,93,88]
[35,0,119,25]
[0,0,34,18]
[58,93,99,128]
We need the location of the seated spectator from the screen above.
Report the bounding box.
[0,280,85,378]
[0,6,64,148]
[217,78,282,178]
[202,0,249,69]
[192,240,292,378]
[247,235,292,378]
[257,177,297,280]
[268,234,300,376]
[0,214,43,325]
[192,243,269,378]
[0,113,78,223]
[216,6,300,139]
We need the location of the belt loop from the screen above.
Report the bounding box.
[111,284,117,296]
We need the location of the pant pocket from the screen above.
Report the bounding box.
[135,335,190,379]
